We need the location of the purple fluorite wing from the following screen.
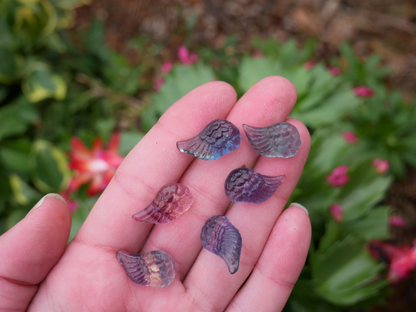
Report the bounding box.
[116,250,176,287]
[243,122,301,158]
[132,183,193,224]
[225,167,286,203]
[176,119,241,160]
[201,215,242,274]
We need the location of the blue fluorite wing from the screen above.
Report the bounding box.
[177,119,241,160]
[201,215,242,274]
[116,250,176,287]
[243,122,301,158]
[225,167,286,203]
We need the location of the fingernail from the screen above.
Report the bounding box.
[289,202,308,215]
[28,193,67,216]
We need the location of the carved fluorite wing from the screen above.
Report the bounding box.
[243,122,301,158]
[177,119,241,160]
[201,215,242,274]
[116,250,176,287]
[132,183,193,224]
[225,167,286,203]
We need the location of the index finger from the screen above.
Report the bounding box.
[74,81,237,251]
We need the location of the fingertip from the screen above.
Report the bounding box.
[279,203,312,247]
[0,193,72,284]
[251,76,298,106]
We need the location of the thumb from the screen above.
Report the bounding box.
[0,193,71,311]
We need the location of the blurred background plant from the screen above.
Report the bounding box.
[1,0,416,311]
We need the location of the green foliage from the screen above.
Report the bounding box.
[312,236,388,305]
[142,63,216,131]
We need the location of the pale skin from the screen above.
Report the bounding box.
[0,76,311,312]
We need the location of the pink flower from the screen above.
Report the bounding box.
[342,131,358,145]
[373,158,389,174]
[328,66,341,76]
[178,45,198,65]
[327,165,350,187]
[162,61,173,73]
[367,240,416,283]
[304,61,315,70]
[329,204,343,222]
[59,191,79,213]
[68,133,124,196]
[389,216,406,227]
[153,77,165,92]
[253,50,264,58]
[353,86,374,97]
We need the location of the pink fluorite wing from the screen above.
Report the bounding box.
[116,250,176,287]
[243,122,301,158]
[132,183,193,223]
[201,215,242,274]
[176,119,241,160]
[225,167,286,203]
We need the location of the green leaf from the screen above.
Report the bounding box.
[5,209,29,230]
[319,206,390,254]
[341,206,390,241]
[0,47,22,83]
[0,97,38,141]
[238,56,280,92]
[30,140,70,193]
[0,139,31,174]
[85,19,106,55]
[308,132,351,174]
[288,279,341,312]
[144,63,215,131]
[313,236,388,305]
[119,131,144,156]
[22,63,67,102]
[291,84,360,127]
[338,163,392,221]
[0,86,8,103]
[9,174,41,206]
[69,196,96,242]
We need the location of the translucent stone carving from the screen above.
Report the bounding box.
[201,215,242,274]
[225,167,286,203]
[243,122,301,158]
[177,119,241,160]
[132,183,193,224]
[116,250,176,287]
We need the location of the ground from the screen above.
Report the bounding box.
[74,1,416,310]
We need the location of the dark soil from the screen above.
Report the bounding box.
[74,0,416,310]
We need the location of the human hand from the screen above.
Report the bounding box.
[0,76,311,312]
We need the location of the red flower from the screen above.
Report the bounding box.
[353,86,374,97]
[178,45,198,65]
[68,133,124,196]
[328,66,341,76]
[389,216,406,227]
[327,165,350,187]
[153,77,165,92]
[342,131,358,145]
[373,158,389,174]
[162,61,173,73]
[304,60,315,70]
[367,240,416,283]
[253,50,264,58]
[329,203,343,222]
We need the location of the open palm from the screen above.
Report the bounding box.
[0,77,311,312]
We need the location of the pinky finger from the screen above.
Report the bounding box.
[226,204,311,312]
